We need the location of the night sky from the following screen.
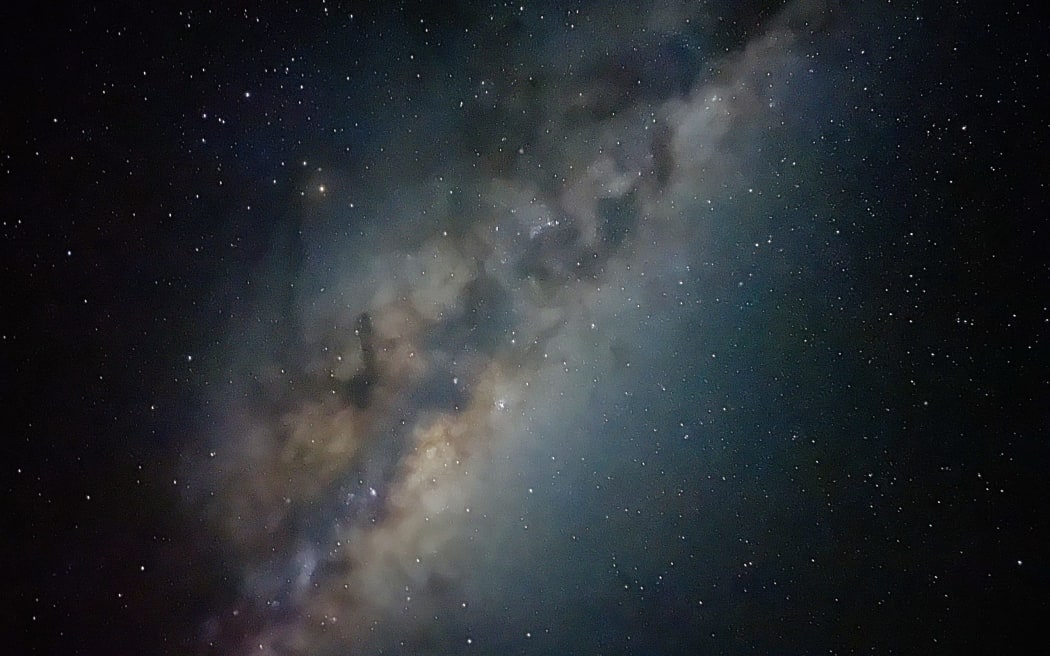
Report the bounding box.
[4,1,1048,654]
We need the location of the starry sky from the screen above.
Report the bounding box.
[4,1,1048,654]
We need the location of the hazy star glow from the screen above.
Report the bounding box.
[184,2,919,653]
[10,1,1042,655]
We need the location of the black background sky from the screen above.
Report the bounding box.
[3,1,1048,654]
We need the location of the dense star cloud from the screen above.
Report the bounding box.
[5,1,1048,655]
[188,2,843,651]
[164,1,1027,652]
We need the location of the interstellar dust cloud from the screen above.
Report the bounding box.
[185,2,872,652]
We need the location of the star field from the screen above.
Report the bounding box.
[3,2,1048,655]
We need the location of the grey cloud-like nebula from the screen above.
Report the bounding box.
[185,2,897,653]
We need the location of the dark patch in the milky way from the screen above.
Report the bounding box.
[516,188,644,293]
[517,220,585,285]
[650,123,676,189]
[347,311,379,409]
[405,356,471,413]
[430,271,516,357]
[597,190,639,248]
[460,272,515,353]
[566,36,704,126]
